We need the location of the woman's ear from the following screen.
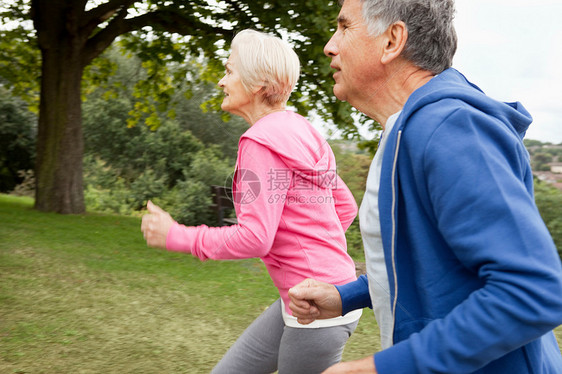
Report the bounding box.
[251,83,265,95]
[381,21,408,65]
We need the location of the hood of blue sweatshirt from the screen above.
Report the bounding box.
[399,68,532,139]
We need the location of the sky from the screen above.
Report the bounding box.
[452,0,562,144]
[319,0,562,144]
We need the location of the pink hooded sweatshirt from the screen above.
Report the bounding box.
[166,111,358,313]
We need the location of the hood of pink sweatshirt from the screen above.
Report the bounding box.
[240,110,338,190]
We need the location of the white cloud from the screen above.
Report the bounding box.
[453,0,562,143]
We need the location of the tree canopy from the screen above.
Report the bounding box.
[0,0,379,213]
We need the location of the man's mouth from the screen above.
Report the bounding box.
[330,65,341,80]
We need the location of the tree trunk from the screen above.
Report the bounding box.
[33,0,86,213]
[34,49,85,213]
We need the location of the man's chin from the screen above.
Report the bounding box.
[333,86,347,102]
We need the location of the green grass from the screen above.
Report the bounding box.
[0,194,560,373]
[0,195,378,373]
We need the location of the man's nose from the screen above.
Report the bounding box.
[324,34,338,57]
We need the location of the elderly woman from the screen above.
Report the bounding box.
[141,29,361,374]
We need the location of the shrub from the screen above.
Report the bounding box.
[155,180,215,226]
[534,179,562,260]
[0,89,36,192]
[83,156,133,215]
[10,169,35,197]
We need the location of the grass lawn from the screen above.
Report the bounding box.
[0,194,560,373]
[0,195,378,373]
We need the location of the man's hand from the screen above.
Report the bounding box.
[140,201,174,249]
[322,356,377,374]
[288,278,343,324]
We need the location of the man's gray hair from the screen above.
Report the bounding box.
[359,0,457,74]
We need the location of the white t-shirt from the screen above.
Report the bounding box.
[359,111,401,349]
[281,299,362,328]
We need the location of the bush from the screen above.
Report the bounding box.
[155,180,214,226]
[331,142,372,260]
[534,179,562,260]
[82,137,235,227]
[0,89,36,192]
[81,48,237,225]
[83,156,133,216]
[129,169,168,211]
[345,219,364,261]
[10,169,35,197]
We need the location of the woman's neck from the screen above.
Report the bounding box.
[242,104,285,126]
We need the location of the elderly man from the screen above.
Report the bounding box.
[289,0,562,373]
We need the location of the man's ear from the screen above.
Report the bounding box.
[381,21,408,65]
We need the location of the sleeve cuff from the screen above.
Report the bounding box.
[374,338,416,374]
[335,275,372,315]
[165,221,195,253]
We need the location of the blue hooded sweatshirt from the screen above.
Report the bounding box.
[338,68,562,373]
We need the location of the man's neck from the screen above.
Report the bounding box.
[365,62,435,129]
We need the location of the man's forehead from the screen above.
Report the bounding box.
[336,0,362,23]
[337,14,350,24]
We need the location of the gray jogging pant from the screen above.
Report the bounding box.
[211,299,358,374]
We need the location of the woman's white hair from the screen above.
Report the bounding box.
[231,29,300,106]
